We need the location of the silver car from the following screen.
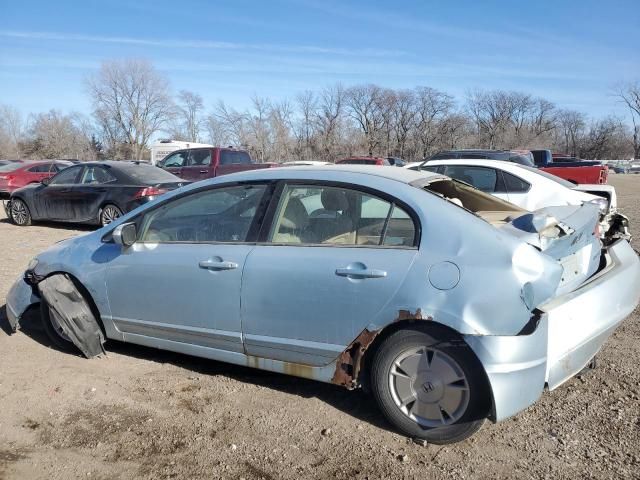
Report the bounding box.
[7,166,640,444]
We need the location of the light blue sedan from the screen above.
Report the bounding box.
[7,166,640,444]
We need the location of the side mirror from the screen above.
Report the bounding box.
[112,222,137,247]
[41,177,51,186]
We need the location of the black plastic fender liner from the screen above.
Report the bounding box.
[37,274,106,358]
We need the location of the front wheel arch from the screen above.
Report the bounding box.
[37,271,107,339]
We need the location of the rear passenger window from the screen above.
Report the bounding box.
[189,149,211,166]
[269,185,416,247]
[28,164,52,173]
[220,151,251,165]
[442,166,498,193]
[81,167,117,184]
[502,172,531,193]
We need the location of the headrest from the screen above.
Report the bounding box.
[321,189,349,212]
[279,197,309,230]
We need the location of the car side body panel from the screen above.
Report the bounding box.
[6,167,639,425]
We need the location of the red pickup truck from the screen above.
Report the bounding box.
[157,147,274,182]
[531,150,608,184]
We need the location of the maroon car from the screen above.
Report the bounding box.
[157,147,274,182]
[0,160,72,199]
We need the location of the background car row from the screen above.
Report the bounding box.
[5,161,186,227]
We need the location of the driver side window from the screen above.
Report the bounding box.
[139,185,267,243]
[161,151,188,167]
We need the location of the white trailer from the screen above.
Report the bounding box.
[150,140,213,165]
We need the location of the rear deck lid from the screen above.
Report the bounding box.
[500,203,602,295]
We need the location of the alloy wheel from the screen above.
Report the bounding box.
[11,200,29,225]
[101,205,122,226]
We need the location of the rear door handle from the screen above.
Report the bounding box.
[199,170,208,174]
[199,260,238,270]
[335,267,387,279]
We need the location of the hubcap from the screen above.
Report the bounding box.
[102,206,121,225]
[11,201,28,225]
[389,346,469,427]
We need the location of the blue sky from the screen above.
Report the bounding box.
[1,0,638,119]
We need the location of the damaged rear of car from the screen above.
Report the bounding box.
[6,166,640,445]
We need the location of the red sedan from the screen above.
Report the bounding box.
[0,160,72,198]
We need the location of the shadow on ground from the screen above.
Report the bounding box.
[0,304,391,433]
[0,215,96,232]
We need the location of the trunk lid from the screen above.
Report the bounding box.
[500,203,602,295]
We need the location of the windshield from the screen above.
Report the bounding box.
[518,165,576,188]
[117,164,182,184]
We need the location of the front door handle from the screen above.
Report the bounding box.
[199,260,238,270]
[199,169,208,174]
[335,267,387,279]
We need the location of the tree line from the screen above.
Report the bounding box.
[1,59,638,162]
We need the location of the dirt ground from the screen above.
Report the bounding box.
[1,175,639,480]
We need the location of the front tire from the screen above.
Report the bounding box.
[100,204,122,226]
[370,327,489,444]
[10,198,32,226]
[40,299,78,353]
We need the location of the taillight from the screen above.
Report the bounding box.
[134,187,167,199]
[593,221,601,238]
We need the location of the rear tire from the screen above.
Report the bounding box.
[370,327,489,444]
[10,198,32,226]
[100,204,122,226]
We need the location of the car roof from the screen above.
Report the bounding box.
[76,161,155,168]
[215,164,444,186]
[436,149,514,154]
[425,158,530,171]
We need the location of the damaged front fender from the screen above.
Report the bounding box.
[5,275,39,332]
[37,274,106,358]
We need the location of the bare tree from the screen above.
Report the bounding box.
[270,100,294,160]
[213,100,249,147]
[529,98,556,138]
[315,84,345,161]
[578,117,621,159]
[615,81,640,158]
[439,114,471,150]
[172,90,205,142]
[248,95,272,161]
[205,114,231,146]
[414,87,454,157]
[391,89,416,158]
[86,59,173,159]
[0,104,25,158]
[294,90,317,160]
[21,110,94,159]
[346,84,384,155]
[508,92,533,145]
[556,109,586,156]
[466,89,519,149]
